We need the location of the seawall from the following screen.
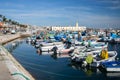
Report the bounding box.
[0,33,35,80]
[0,33,31,45]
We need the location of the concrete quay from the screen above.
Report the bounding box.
[0,32,31,44]
[0,33,35,80]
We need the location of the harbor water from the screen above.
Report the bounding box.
[4,39,120,80]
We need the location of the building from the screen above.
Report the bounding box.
[0,22,4,30]
[51,22,86,31]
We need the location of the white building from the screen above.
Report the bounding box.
[51,22,86,31]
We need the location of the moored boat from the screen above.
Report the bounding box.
[101,60,120,72]
[91,51,117,67]
[40,44,64,52]
[40,42,63,46]
[70,47,101,62]
[90,42,108,50]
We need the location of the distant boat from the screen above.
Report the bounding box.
[12,42,16,46]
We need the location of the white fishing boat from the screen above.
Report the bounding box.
[90,42,108,50]
[71,47,101,61]
[75,41,107,49]
[114,38,120,43]
[91,51,117,67]
[40,42,63,46]
[40,44,64,52]
[26,37,32,42]
[74,40,96,46]
[35,41,42,48]
[37,51,53,55]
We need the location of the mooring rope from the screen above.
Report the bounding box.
[11,72,30,80]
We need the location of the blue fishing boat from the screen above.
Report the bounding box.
[101,60,120,72]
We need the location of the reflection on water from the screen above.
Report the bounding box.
[4,39,23,53]
[68,61,102,76]
[51,53,58,60]
[4,39,120,80]
[107,72,120,77]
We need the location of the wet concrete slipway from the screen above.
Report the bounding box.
[4,39,120,80]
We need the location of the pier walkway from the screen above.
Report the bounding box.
[0,55,13,80]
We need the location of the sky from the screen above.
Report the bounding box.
[0,0,120,28]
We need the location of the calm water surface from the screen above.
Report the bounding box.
[4,39,120,80]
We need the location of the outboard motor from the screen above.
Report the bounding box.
[51,45,58,54]
[37,46,42,55]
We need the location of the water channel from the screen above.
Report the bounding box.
[4,38,120,80]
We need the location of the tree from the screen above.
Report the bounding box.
[0,14,3,18]
[0,14,3,21]
[2,16,7,22]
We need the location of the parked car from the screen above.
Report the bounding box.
[11,30,16,34]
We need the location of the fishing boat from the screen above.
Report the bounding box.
[37,51,53,55]
[70,47,101,62]
[57,46,75,54]
[26,37,32,42]
[35,41,44,48]
[40,42,63,46]
[90,42,108,50]
[40,44,64,52]
[37,43,74,56]
[101,60,120,72]
[91,51,117,67]
[74,40,96,46]
[37,49,72,58]
[114,38,120,43]
[75,41,108,50]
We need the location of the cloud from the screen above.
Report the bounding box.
[64,6,92,11]
[98,0,120,10]
[99,0,120,4]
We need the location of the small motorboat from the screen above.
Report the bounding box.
[114,38,120,43]
[26,37,31,42]
[74,40,96,46]
[90,42,108,50]
[40,42,63,46]
[101,60,120,72]
[40,44,64,52]
[57,46,74,54]
[91,51,117,67]
[37,50,53,55]
[70,47,101,62]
